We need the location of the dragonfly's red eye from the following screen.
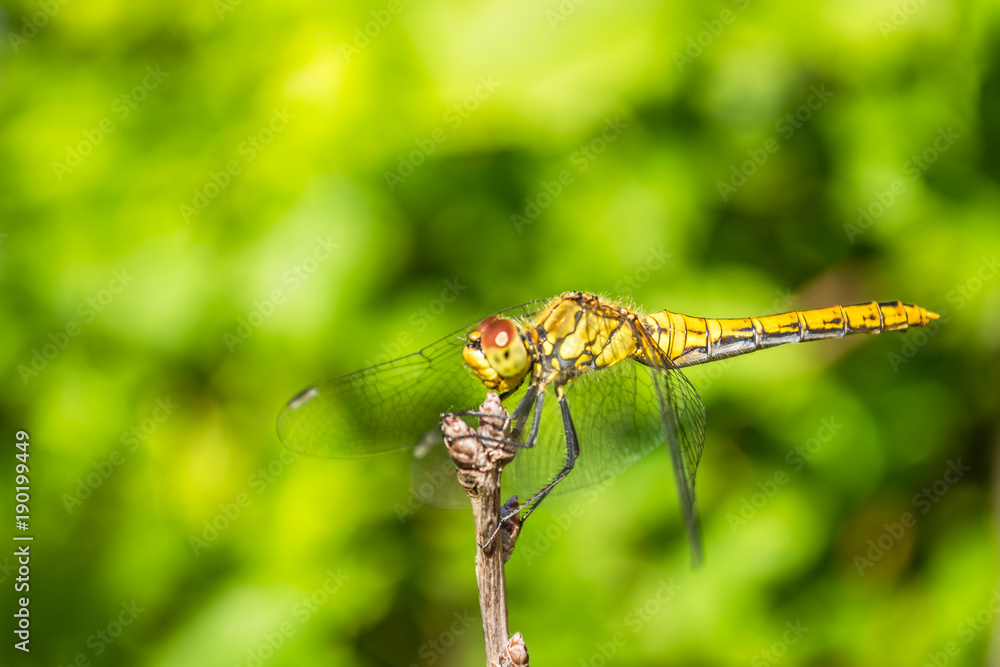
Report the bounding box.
[476,316,530,384]
[479,317,518,351]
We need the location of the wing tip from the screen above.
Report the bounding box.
[687,515,705,567]
[276,390,313,453]
[287,386,318,409]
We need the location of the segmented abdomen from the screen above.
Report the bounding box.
[644,301,939,368]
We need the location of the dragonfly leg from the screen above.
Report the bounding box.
[454,386,544,453]
[447,384,540,449]
[482,388,549,546]
[509,385,538,440]
[516,388,545,447]
[516,386,579,524]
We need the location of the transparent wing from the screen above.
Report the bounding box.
[503,329,706,559]
[502,358,705,498]
[407,372,535,510]
[502,360,657,497]
[408,431,480,510]
[276,300,548,458]
[638,327,707,561]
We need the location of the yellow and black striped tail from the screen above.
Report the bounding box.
[644,301,939,368]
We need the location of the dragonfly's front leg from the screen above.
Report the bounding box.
[467,385,544,451]
[482,386,548,548]
[509,384,537,441]
[513,386,545,447]
[450,384,541,449]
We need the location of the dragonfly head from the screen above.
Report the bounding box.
[463,316,531,393]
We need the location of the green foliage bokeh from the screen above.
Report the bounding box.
[1,0,999,665]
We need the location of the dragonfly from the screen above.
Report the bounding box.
[277,291,938,560]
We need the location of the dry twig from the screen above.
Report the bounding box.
[441,392,528,667]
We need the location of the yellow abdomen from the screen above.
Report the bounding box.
[644,301,939,368]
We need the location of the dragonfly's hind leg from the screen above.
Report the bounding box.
[511,385,579,524]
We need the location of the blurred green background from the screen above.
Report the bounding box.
[2,0,999,665]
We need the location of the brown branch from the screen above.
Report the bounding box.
[441,392,528,667]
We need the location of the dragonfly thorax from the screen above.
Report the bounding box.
[462,316,532,394]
